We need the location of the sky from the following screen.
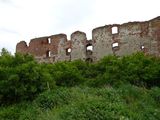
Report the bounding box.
[0,0,159,54]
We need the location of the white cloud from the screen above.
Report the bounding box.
[0,0,159,54]
[0,0,12,4]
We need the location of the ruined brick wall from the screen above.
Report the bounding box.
[16,34,70,62]
[16,16,160,62]
[92,16,160,61]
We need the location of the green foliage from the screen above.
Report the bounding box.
[0,48,160,119]
[18,104,41,120]
[35,88,71,110]
[37,86,160,120]
[1,49,160,105]
[150,87,160,105]
[121,53,160,87]
[0,105,20,120]
[51,62,84,87]
[60,88,125,120]
[55,98,125,120]
[1,86,160,120]
[0,102,37,120]
[85,52,160,88]
[0,48,11,56]
[0,49,55,105]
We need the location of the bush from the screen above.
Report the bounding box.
[121,53,160,88]
[85,53,160,88]
[0,50,55,105]
[51,62,84,87]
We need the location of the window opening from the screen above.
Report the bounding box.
[48,38,51,44]
[87,45,93,51]
[86,44,93,55]
[112,26,118,34]
[46,50,51,57]
[112,42,119,48]
[141,45,145,50]
[66,48,71,56]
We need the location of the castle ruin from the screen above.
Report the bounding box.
[16,16,160,62]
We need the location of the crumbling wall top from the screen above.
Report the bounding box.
[16,16,160,62]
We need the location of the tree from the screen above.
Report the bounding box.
[0,48,11,56]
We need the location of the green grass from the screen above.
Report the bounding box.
[1,85,160,120]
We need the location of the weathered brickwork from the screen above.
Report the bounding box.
[16,16,160,62]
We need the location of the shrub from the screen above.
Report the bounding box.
[51,62,84,87]
[86,52,160,88]
[0,51,55,105]
[121,53,160,88]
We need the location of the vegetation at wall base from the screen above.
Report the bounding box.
[0,48,160,120]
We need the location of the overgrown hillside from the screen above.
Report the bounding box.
[0,48,160,120]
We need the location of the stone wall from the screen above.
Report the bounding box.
[16,16,160,62]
